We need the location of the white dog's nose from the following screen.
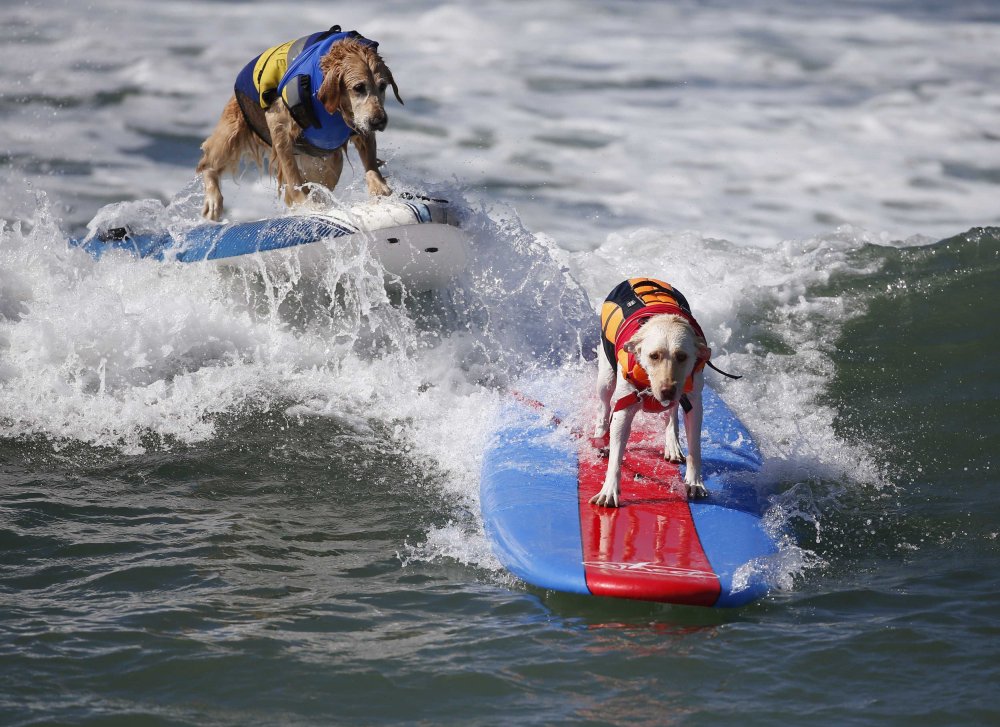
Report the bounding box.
[659,384,677,401]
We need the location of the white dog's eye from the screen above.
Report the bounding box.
[675,352,689,363]
[648,351,662,362]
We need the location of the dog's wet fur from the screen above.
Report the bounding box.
[196,38,402,221]
[590,314,709,508]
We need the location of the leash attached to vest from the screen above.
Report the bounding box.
[705,359,742,380]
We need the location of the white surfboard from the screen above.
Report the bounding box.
[74,196,469,291]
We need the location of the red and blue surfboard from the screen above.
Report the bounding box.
[480,382,779,607]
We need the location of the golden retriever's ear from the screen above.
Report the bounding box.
[317,69,342,115]
[386,68,404,105]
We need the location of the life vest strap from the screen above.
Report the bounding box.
[282,74,320,130]
[612,391,642,413]
[612,391,690,414]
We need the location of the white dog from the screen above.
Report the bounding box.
[589,278,711,508]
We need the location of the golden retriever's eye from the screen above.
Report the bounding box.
[378,81,388,93]
[675,352,689,363]
[353,83,366,94]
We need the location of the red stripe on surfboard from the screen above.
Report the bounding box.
[578,425,721,606]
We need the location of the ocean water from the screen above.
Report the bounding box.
[2,1,999,725]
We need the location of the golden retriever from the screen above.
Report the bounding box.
[196,31,403,221]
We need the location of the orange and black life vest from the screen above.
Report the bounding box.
[600,278,708,411]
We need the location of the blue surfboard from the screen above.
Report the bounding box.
[481,381,780,607]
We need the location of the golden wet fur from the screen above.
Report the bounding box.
[196,37,403,221]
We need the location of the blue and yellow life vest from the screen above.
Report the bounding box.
[233,27,379,156]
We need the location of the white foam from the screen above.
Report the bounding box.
[1,184,896,581]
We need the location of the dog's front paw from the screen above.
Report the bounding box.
[202,196,223,221]
[685,480,708,499]
[365,170,392,196]
[283,185,309,208]
[590,432,610,451]
[589,485,621,508]
[664,446,684,464]
[298,189,332,212]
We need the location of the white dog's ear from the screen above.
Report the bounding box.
[623,339,640,355]
[696,339,711,361]
[317,69,342,115]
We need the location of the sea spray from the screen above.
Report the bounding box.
[1,188,907,593]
